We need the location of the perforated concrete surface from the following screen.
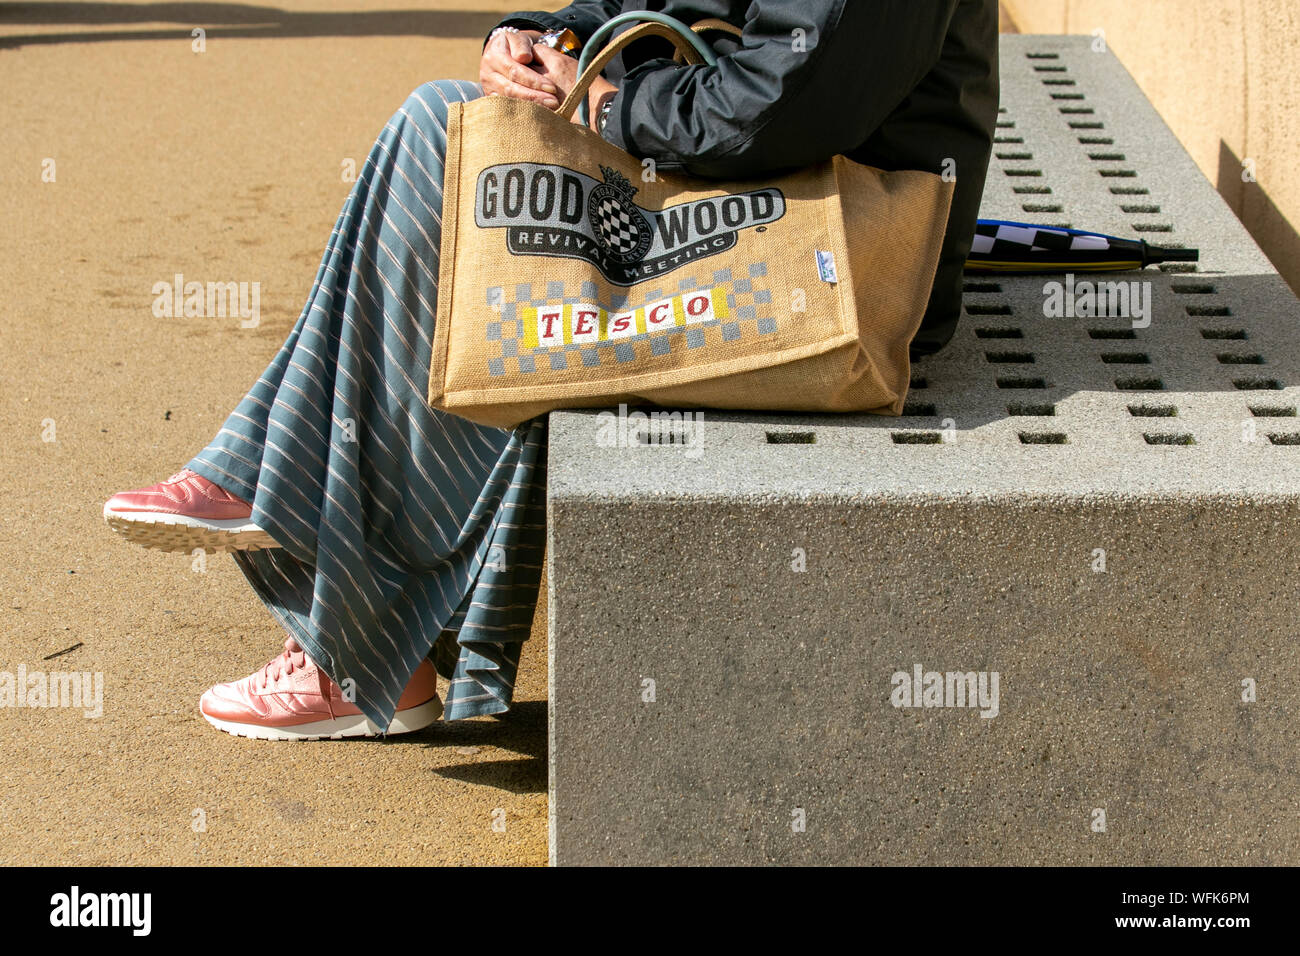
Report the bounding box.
[546,37,1300,866]
[549,37,1300,501]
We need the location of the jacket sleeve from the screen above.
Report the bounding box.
[488,2,624,45]
[601,0,962,178]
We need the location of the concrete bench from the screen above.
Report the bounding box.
[545,35,1300,865]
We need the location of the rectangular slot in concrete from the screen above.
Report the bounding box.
[996,375,1048,388]
[1114,377,1164,390]
[1088,328,1137,340]
[1233,378,1283,390]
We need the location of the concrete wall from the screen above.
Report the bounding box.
[1001,0,1300,294]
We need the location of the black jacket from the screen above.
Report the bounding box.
[493,1,998,356]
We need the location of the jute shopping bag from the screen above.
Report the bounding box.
[429,21,953,429]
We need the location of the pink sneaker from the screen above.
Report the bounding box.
[199,638,443,741]
[103,469,276,552]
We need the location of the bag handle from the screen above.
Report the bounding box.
[673,18,743,63]
[691,18,744,36]
[561,11,718,125]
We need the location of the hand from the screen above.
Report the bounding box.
[531,45,617,127]
[529,45,580,107]
[479,28,561,108]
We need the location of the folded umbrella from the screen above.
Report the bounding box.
[965,218,1199,273]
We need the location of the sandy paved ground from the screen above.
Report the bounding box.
[1,0,551,866]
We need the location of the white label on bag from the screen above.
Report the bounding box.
[816,250,838,284]
[570,304,601,343]
[682,291,715,325]
[536,307,564,348]
[644,298,677,332]
[606,310,638,339]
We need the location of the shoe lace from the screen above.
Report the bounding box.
[255,640,307,690]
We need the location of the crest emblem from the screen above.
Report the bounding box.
[588,165,654,264]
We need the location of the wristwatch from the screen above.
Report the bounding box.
[597,96,615,134]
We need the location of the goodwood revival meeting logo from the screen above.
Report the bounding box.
[588,166,654,264]
[474,162,785,285]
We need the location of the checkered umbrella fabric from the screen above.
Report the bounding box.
[965,218,1198,273]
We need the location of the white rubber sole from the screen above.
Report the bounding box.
[104,505,278,553]
[200,696,444,741]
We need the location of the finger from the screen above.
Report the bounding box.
[498,79,561,108]
[530,45,570,72]
[483,71,554,101]
[507,31,535,62]
[480,63,509,93]
[505,60,558,95]
[484,53,555,93]
[480,68,555,105]
[480,36,509,83]
[530,47,576,90]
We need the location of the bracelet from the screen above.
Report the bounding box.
[488,26,521,41]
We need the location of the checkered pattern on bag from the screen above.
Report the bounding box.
[593,196,643,256]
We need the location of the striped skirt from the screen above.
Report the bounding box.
[187,80,547,728]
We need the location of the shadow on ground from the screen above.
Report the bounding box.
[0,2,500,48]
[1217,140,1300,298]
[387,699,548,795]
